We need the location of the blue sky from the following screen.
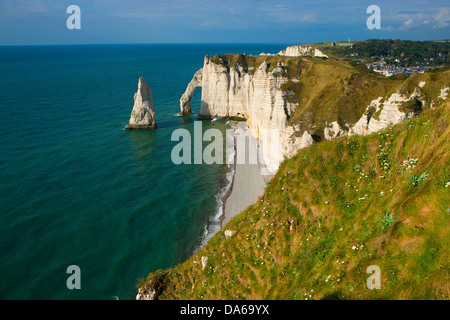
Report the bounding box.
[0,0,449,45]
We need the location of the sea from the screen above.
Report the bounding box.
[0,43,286,299]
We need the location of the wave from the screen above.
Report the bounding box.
[173,113,198,117]
[192,126,235,253]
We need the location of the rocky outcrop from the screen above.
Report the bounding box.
[201,256,208,271]
[180,69,203,115]
[224,230,235,239]
[314,48,328,58]
[136,288,156,300]
[324,121,346,140]
[350,90,420,136]
[126,77,156,130]
[439,86,449,100]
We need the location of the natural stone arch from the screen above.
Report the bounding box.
[179,68,203,115]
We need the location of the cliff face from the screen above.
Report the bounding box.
[351,85,449,136]
[126,77,156,130]
[180,56,313,173]
[180,54,449,174]
[350,91,414,136]
[277,44,328,58]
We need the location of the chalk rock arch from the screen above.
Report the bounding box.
[180,68,203,115]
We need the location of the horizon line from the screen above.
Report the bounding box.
[1,38,449,47]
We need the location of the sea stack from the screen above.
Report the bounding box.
[126,77,156,130]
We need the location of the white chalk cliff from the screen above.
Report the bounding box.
[180,56,314,173]
[278,45,328,58]
[126,77,156,130]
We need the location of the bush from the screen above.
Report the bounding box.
[381,213,394,230]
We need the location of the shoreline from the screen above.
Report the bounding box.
[191,121,239,253]
[220,122,271,227]
[193,121,271,253]
[219,133,237,228]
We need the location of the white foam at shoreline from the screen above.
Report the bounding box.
[192,126,236,253]
[192,121,271,253]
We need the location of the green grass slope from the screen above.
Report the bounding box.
[283,60,450,139]
[281,57,404,136]
[138,99,449,300]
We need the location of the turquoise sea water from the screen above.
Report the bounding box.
[0,43,286,299]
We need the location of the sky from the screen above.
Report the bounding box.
[0,0,449,45]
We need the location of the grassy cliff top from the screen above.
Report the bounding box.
[208,53,308,79]
[138,99,449,300]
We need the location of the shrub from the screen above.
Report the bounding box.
[381,213,394,230]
